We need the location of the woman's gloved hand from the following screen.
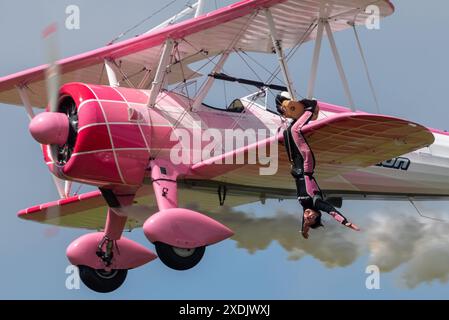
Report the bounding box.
[344,222,361,231]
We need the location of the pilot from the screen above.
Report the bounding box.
[276,92,360,239]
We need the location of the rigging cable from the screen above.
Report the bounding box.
[352,24,381,114]
[409,197,449,223]
[150,11,257,159]
[108,0,180,45]
[265,21,317,94]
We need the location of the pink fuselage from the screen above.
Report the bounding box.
[42,82,449,199]
[44,82,282,187]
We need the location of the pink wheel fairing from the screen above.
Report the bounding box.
[66,232,157,270]
[143,208,234,248]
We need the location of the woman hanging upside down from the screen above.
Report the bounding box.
[275,92,360,239]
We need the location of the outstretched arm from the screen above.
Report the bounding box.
[328,211,360,231]
[313,197,360,231]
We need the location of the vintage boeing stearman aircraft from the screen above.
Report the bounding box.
[0,0,447,293]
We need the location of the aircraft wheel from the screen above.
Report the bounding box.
[155,242,205,271]
[78,265,127,293]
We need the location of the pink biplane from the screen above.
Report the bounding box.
[1,0,445,293]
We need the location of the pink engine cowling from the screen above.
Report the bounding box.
[42,83,152,187]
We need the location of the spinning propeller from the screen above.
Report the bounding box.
[29,24,78,166]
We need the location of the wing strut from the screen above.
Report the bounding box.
[191,51,230,111]
[147,38,175,107]
[324,20,355,111]
[304,9,356,111]
[352,23,381,113]
[307,20,324,99]
[190,10,257,111]
[17,86,35,120]
[104,59,119,87]
[264,8,296,100]
[195,0,206,18]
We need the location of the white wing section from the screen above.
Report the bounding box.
[0,0,394,108]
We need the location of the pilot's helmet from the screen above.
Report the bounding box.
[275,91,292,114]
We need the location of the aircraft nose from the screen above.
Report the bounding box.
[29,112,69,146]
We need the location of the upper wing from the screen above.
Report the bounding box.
[0,0,394,108]
[190,112,435,187]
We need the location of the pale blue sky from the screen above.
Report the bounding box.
[1,0,449,299]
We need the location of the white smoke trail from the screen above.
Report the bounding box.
[213,203,449,288]
[365,210,449,288]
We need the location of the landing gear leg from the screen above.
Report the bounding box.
[145,160,233,271]
[78,190,134,293]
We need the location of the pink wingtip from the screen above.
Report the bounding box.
[42,23,58,38]
[67,233,157,270]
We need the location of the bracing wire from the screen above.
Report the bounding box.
[175,43,193,109]
[147,11,318,160]
[239,50,284,84]
[236,50,267,84]
[74,183,83,196]
[150,11,257,160]
[409,198,449,223]
[107,0,180,45]
[265,21,317,91]
[352,24,381,114]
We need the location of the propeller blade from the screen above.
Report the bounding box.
[42,23,61,113]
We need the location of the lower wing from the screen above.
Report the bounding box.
[18,183,264,230]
